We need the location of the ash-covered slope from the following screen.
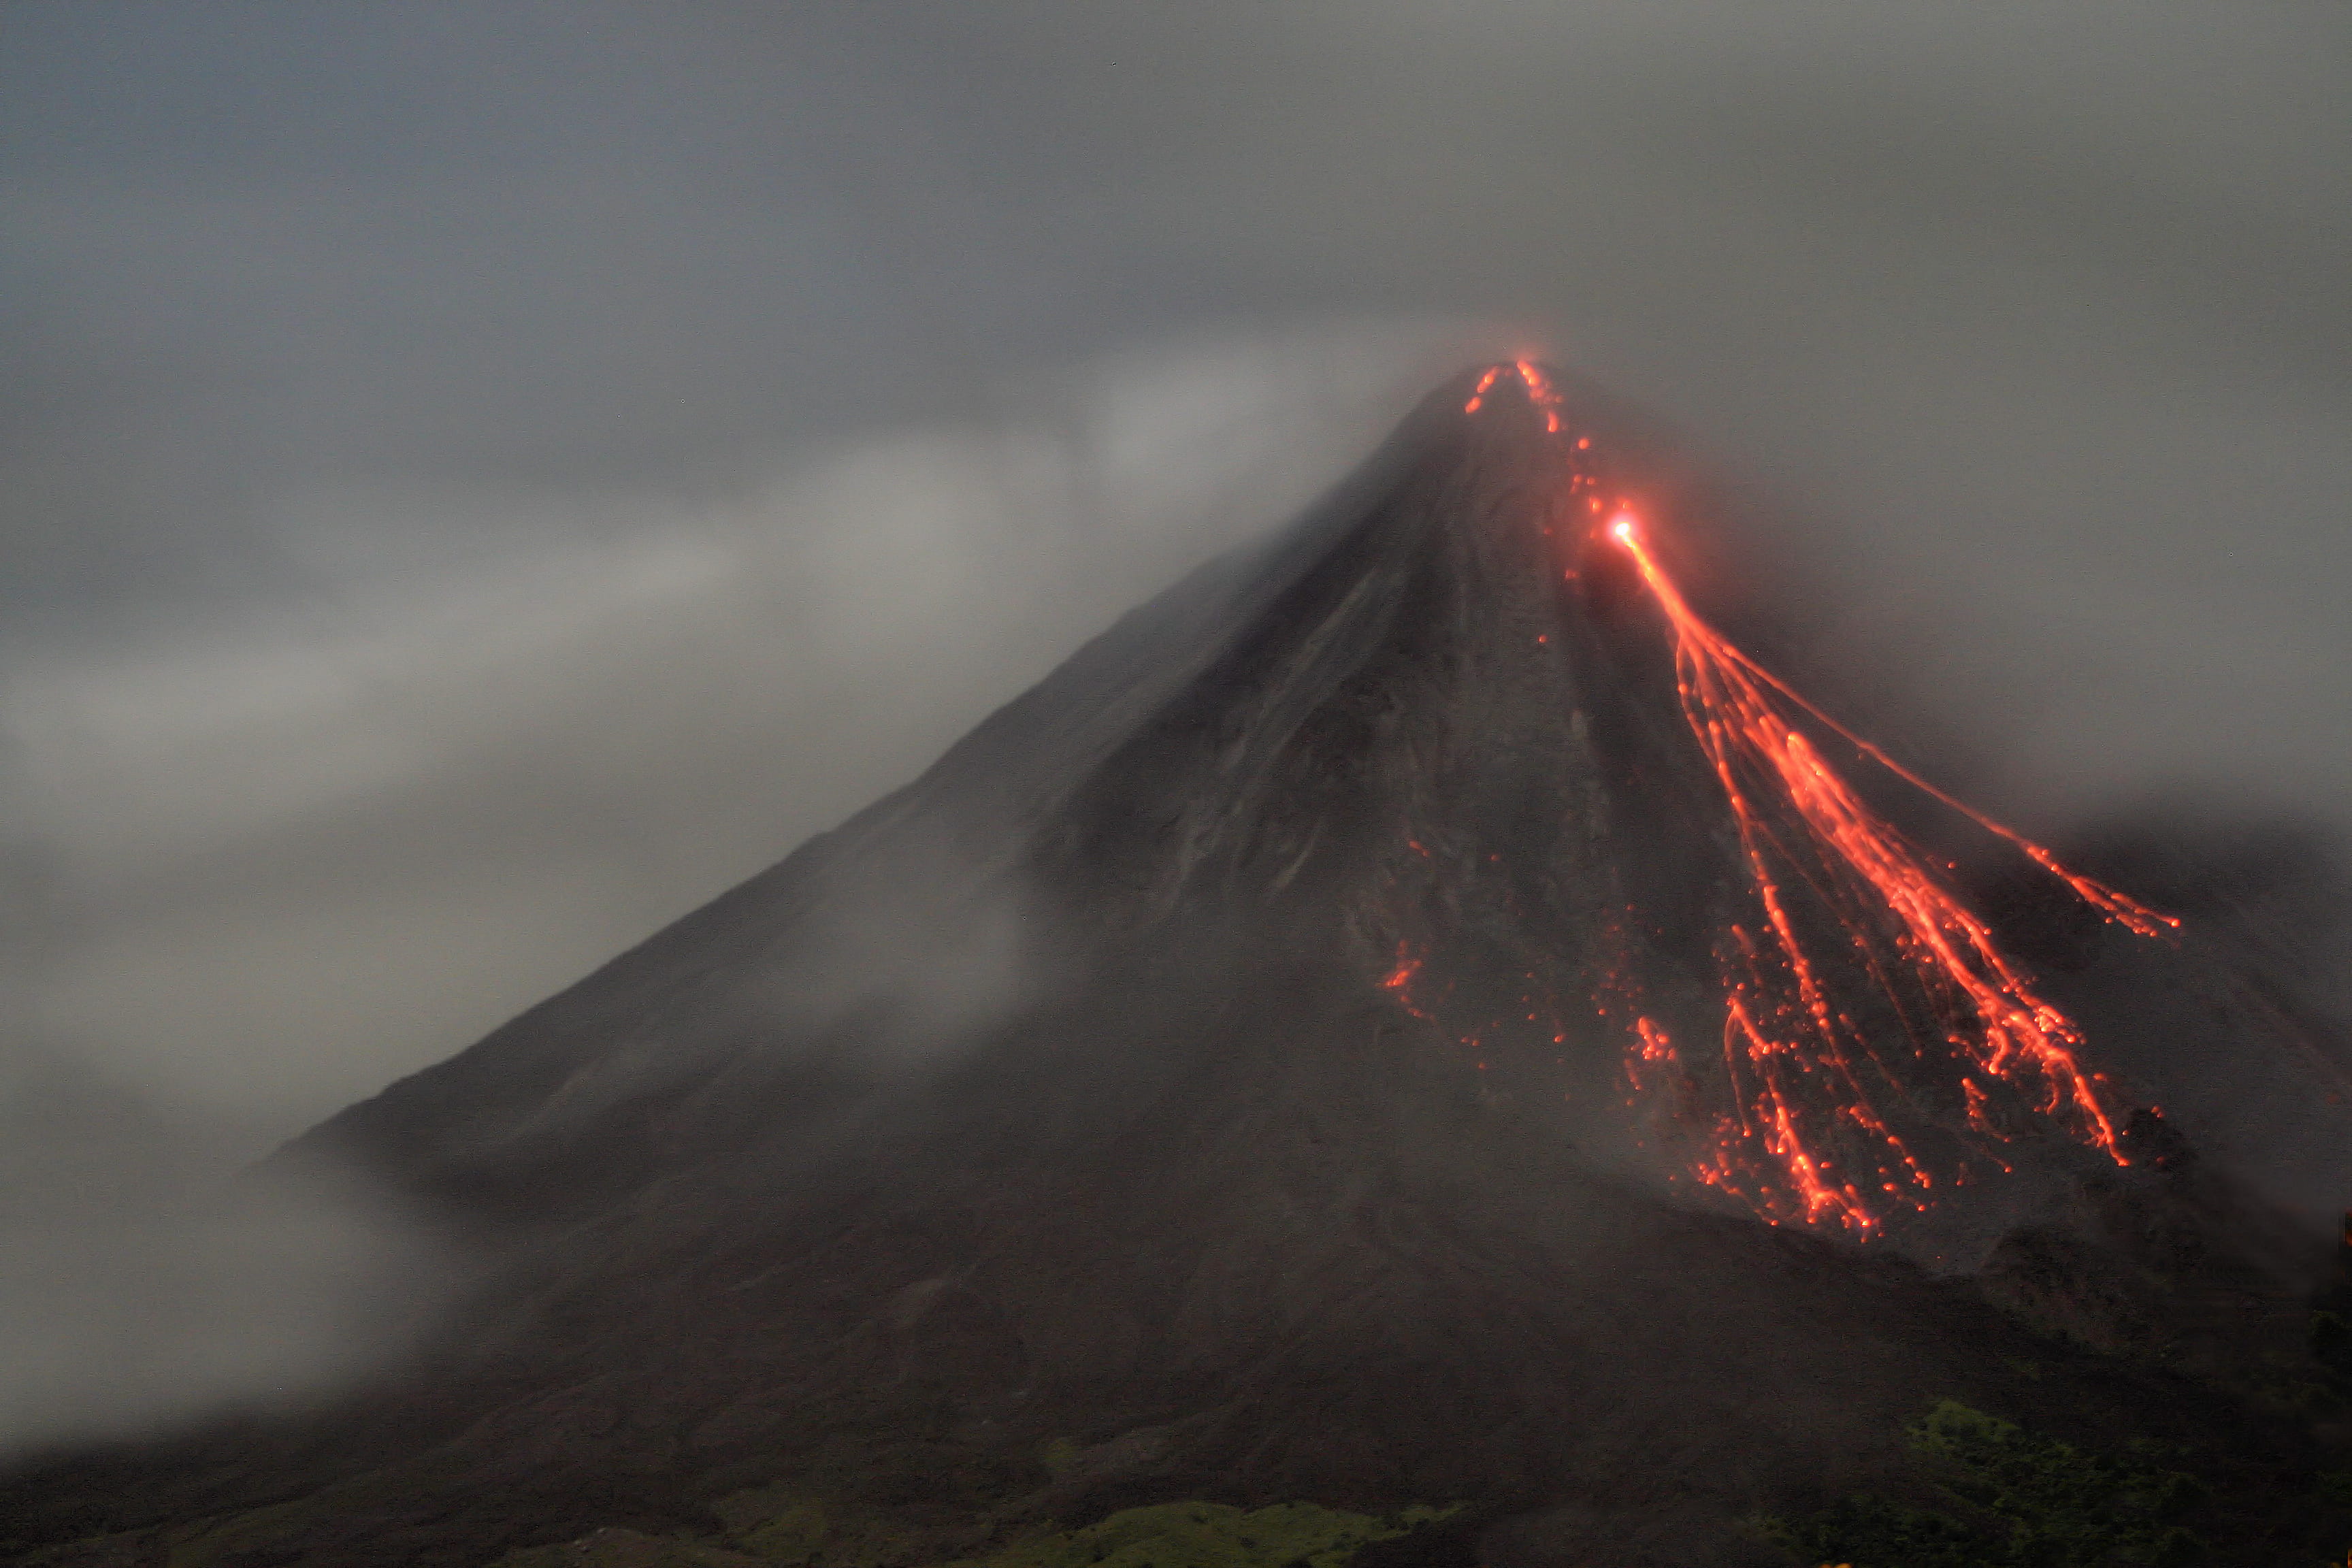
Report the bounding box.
[273,362,1697,1230]
[12,369,2352,1568]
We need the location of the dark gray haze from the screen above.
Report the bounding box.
[1,3,2346,1448]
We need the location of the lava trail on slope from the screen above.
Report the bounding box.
[7,364,2350,1568]
[1388,363,2182,1240]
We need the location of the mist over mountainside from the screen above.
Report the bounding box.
[8,370,2352,1567]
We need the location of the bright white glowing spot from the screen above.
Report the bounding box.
[1608,514,1638,543]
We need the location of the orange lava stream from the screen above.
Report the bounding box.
[1604,513,2168,1232]
[1706,617,2174,940]
[1382,941,1433,1021]
[1441,363,2172,1232]
[1465,360,1563,433]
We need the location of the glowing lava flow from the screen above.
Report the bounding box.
[1382,941,1433,1022]
[1465,359,1564,433]
[1603,512,2173,1233]
[1443,363,2174,1232]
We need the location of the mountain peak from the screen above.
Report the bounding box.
[290,363,2285,1252]
[20,371,2352,1568]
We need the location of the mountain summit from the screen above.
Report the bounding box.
[12,368,2352,1567]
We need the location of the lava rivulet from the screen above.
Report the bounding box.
[1603,512,2171,1232]
[1465,359,1564,433]
[1406,364,2174,1233]
[1382,941,1433,1022]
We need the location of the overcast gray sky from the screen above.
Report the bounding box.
[4,2,2347,1147]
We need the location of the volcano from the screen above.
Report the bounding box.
[12,368,2352,1567]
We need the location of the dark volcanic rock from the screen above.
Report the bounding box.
[7,369,2351,1568]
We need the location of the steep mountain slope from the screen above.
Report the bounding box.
[9,368,2351,1568]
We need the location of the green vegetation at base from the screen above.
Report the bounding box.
[494,1527,765,1567]
[946,1501,1450,1568]
[485,1495,1454,1568]
[1769,1401,2204,1568]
